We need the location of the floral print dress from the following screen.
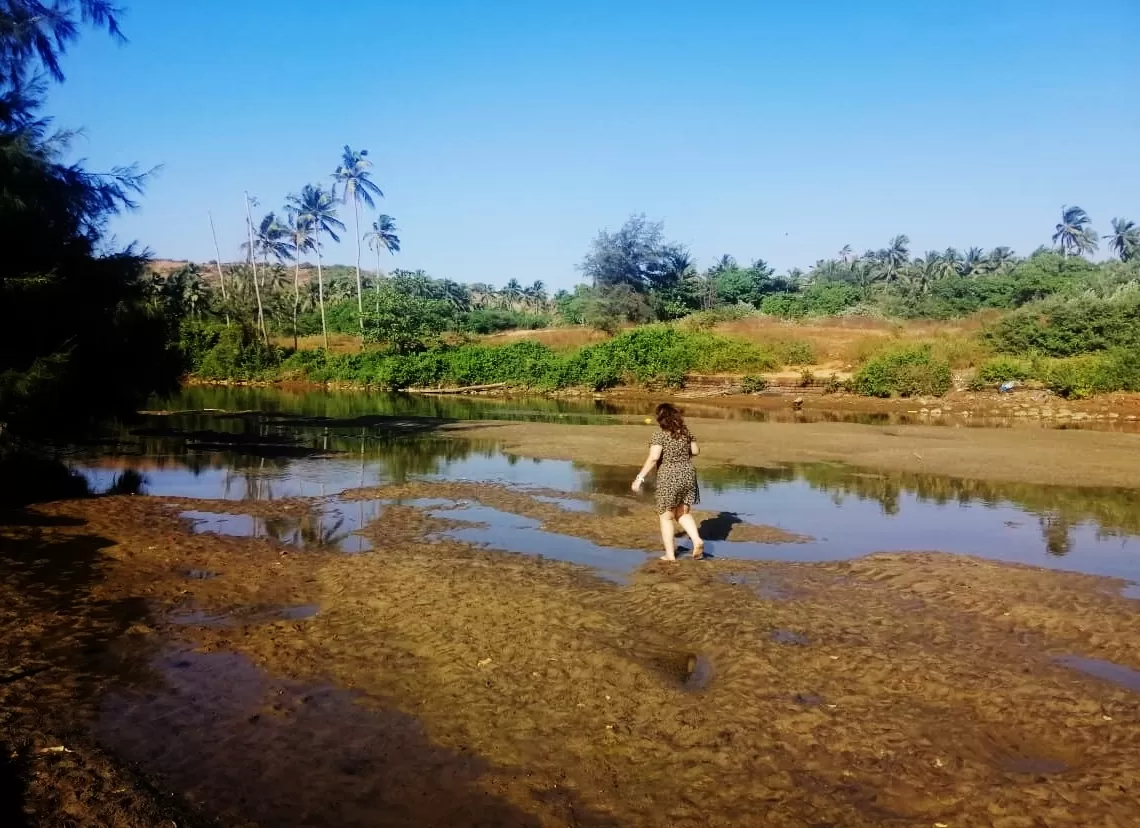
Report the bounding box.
[651,429,700,514]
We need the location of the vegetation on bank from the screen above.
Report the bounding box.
[161,205,1140,398]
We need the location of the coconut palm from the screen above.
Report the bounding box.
[838,244,854,265]
[935,247,963,281]
[1103,217,1139,262]
[364,214,401,283]
[1052,205,1098,257]
[502,278,524,310]
[285,184,344,350]
[988,246,1018,274]
[332,146,385,333]
[529,280,548,312]
[962,247,987,277]
[284,210,315,349]
[873,234,910,284]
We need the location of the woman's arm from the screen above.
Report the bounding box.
[632,445,663,491]
[689,439,699,457]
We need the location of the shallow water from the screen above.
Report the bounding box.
[1055,655,1140,692]
[64,390,1140,590]
[181,499,380,554]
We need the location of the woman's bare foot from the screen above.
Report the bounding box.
[659,554,677,562]
[691,543,705,560]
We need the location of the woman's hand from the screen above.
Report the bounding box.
[632,474,645,492]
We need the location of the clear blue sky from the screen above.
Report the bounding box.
[52,0,1139,289]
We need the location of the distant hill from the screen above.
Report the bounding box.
[147,258,359,286]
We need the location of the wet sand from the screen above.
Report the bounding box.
[446,417,1140,488]
[3,415,1140,826]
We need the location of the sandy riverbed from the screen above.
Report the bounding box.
[3,418,1140,827]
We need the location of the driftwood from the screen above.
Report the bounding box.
[407,383,509,395]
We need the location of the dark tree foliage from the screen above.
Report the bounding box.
[1,1,182,440]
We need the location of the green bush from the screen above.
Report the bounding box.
[976,356,1034,385]
[458,309,551,334]
[740,375,767,394]
[984,293,1140,357]
[1040,349,1140,399]
[193,324,285,379]
[852,345,953,398]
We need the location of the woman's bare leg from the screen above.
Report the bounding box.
[658,512,677,561]
[674,505,704,558]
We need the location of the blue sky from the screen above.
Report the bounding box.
[52,0,1139,289]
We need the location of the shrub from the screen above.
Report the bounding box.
[740,375,767,394]
[976,356,1034,385]
[194,324,285,379]
[852,345,953,398]
[775,340,816,366]
[459,309,551,334]
[1041,349,1140,399]
[984,293,1140,357]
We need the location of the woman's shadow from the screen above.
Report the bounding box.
[691,511,747,558]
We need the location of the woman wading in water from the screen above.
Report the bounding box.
[632,403,704,561]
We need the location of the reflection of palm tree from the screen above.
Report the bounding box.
[1041,514,1072,557]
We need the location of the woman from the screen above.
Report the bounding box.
[632,403,704,561]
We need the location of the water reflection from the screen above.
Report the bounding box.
[67,398,1140,585]
[181,500,380,554]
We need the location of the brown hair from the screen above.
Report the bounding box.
[655,403,689,439]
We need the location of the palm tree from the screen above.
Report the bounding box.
[1052,205,1098,257]
[363,214,401,283]
[988,246,1018,274]
[284,210,314,349]
[332,146,384,334]
[873,234,910,284]
[838,244,854,265]
[963,247,986,277]
[935,247,963,281]
[529,280,547,312]
[503,278,524,310]
[243,192,268,342]
[285,184,344,350]
[1103,217,1139,262]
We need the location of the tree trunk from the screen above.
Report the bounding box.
[292,258,301,351]
[354,197,364,336]
[208,211,230,326]
[316,234,329,351]
[244,192,267,345]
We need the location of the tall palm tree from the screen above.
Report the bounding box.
[363,214,401,283]
[529,280,547,312]
[503,278,524,310]
[1052,205,1098,257]
[935,247,963,281]
[332,146,384,334]
[873,234,910,284]
[988,246,1017,274]
[284,210,314,349]
[1103,217,1139,262]
[285,184,344,350]
[838,244,854,265]
[963,247,986,277]
[243,192,268,342]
